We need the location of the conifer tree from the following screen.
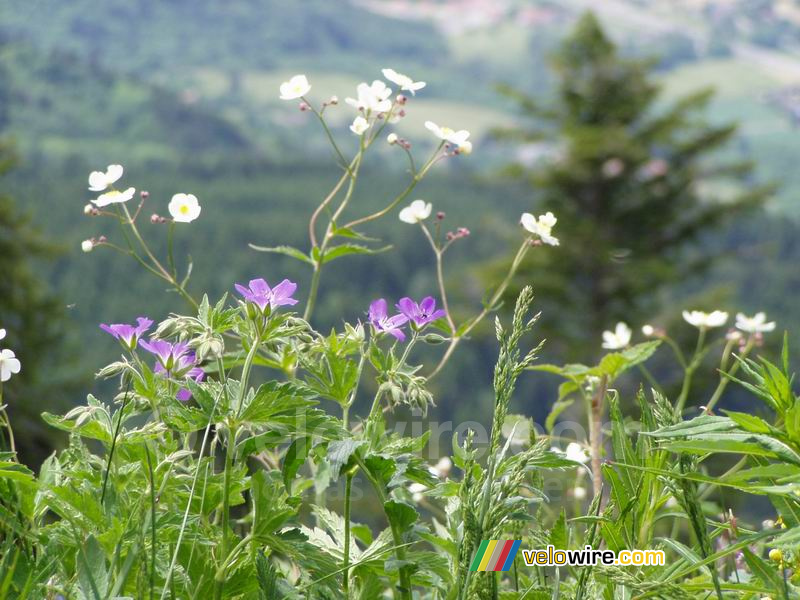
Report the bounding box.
[496,12,770,357]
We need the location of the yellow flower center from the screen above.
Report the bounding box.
[180,205,190,215]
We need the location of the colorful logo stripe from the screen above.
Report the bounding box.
[469,540,521,571]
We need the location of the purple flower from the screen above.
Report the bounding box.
[369,299,409,341]
[100,317,153,350]
[396,296,446,328]
[140,339,191,372]
[153,349,205,402]
[234,278,299,314]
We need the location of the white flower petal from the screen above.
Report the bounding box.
[168,193,201,223]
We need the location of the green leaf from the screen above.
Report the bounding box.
[282,437,311,495]
[595,341,661,381]
[545,397,575,433]
[0,461,35,485]
[645,415,737,438]
[383,500,418,531]
[76,535,108,600]
[721,410,776,435]
[549,510,567,550]
[248,244,314,265]
[741,548,783,592]
[327,439,365,482]
[330,225,379,242]
[320,243,392,264]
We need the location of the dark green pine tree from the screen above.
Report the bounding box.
[495,12,771,359]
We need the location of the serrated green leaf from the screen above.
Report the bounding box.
[248,244,314,265]
[320,243,392,265]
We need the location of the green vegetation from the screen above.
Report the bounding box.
[495,13,772,357]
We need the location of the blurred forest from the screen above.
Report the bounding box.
[3,0,800,464]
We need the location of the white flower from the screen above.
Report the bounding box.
[424,121,470,149]
[429,456,452,479]
[682,310,729,329]
[736,312,776,333]
[387,133,398,145]
[409,482,427,502]
[642,324,655,337]
[81,239,94,253]
[92,187,136,207]
[399,199,432,224]
[602,322,631,350]
[88,164,123,192]
[573,486,587,500]
[381,68,426,94]
[565,442,589,464]
[346,80,393,113]
[279,74,311,100]
[520,211,559,246]
[168,193,202,223]
[349,116,370,136]
[0,349,21,382]
[0,329,5,341]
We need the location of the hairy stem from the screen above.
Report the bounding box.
[589,376,608,499]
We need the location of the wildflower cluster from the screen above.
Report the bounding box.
[0,70,797,600]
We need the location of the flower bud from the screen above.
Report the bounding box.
[84,203,95,215]
[397,109,406,118]
[446,232,455,241]
[329,95,339,105]
[396,94,407,105]
[299,101,310,112]
[457,227,470,237]
[642,324,655,337]
[140,190,150,200]
[769,548,783,563]
[436,211,445,220]
[151,214,161,224]
[81,239,94,253]
[387,133,398,145]
[98,235,107,243]
[457,141,473,155]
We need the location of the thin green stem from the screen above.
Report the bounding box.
[343,472,354,597]
[215,326,261,598]
[704,338,754,414]
[355,457,413,600]
[420,224,455,334]
[674,327,707,417]
[429,239,533,379]
[0,383,15,457]
[144,442,157,600]
[101,380,131,505]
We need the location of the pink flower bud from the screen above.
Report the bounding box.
[299,101,310,111]
[150,214,160,224]
[436,211,445,220]
[140,190,150,199]
[98,235,107,243]
[396,94,407,105]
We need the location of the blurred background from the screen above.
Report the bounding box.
[1,0,799,468]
